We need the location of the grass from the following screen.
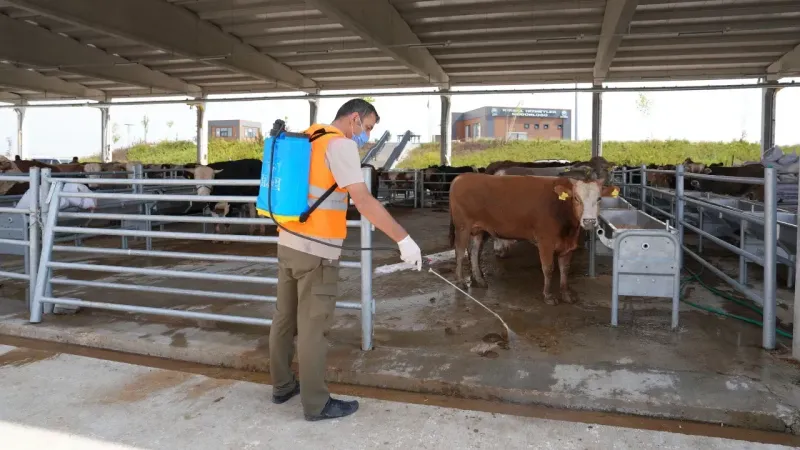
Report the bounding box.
[398,139,800,169]
[97,138,374,165]
[95,138,799,168]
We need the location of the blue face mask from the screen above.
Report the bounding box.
[351,117,368,147]
[353,131,368,148]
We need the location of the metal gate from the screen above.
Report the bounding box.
[30,167,377,350]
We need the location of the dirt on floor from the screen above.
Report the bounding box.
[1,206,798,414]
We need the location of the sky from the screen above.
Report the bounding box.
[1,78,799,159]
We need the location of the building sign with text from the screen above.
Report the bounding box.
[489,107,570,119]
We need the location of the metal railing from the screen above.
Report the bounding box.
[382,130,413,170]
[376,169,420,208]
[0,168,40,308]
[361,130,391,165]
[615,164,784,349]
[28,167,377,350]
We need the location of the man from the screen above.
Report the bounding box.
[269,98,422,421]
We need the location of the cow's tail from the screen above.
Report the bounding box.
[448,214,455,248]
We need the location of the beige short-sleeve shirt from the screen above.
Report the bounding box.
[278,132,364,260]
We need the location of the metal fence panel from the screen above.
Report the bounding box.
[30,168,377,350]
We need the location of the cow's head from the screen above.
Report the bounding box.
[212,201,230,218]
[684,158,707,174]
[554,177,605,230]
[184,165,223,196]
[0,156,15,172]
[82,163,103,188]
[422,167,439,182]
[601,184,620,198]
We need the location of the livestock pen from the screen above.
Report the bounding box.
[0,159,799,434]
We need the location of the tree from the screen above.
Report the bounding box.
[635,93,653,139]
[4,137,11,158]
[360,96,376,103]
[111,123,121,145]
[166,120,174,140]
[141,114,150,143]
[505,101,524,142]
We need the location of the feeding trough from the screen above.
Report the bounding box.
[593,197,682,330]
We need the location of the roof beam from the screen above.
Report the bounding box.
[304,0,448,85]
[0,92,22,102]
[767,43,800,80]
[5,0,318,91]
[0,64,105,98]
[0,15,201,96]
[594,0,639,83]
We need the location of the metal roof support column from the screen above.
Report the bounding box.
[794,173,800,360]
[14,99,27,160]
[761,84,777,156]
[440,90,452,166]
[100,106,111,163]
[195,96,208,165]
[309,96,319,125]
[591,86,603,158]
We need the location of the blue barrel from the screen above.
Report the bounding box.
[256,131,311,222]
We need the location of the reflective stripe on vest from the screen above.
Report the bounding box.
[308,185,348,211]
[278,124,350,240]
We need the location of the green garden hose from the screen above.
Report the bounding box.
[679,268,793,340]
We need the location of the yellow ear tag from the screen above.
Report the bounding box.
[611,188,619,198]
[558,192,570,201]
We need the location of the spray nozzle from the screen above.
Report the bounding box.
[269,119,286,137]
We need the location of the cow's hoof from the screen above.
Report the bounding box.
[561,290,578,304]
[543,294,558,306]
[471,278,488,289]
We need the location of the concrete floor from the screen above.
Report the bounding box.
[1,207,799,433]
[0,343,795,450]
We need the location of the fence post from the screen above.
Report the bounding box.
[622,168,628,198]
[360,166,374,351]
[639,164,647,210]
[413,170,419,209]
[41,169,55,316]
[31,177,61,323]
[675,164,685,269]
[762,166,777,350]
[27,168,40,313]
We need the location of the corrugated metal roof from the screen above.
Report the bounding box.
[0,0,797,101]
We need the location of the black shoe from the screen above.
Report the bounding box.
[304,397,359,422]
[272,382,299,404]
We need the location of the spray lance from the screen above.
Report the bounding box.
[257,119,513,342]
[420,257,514,342]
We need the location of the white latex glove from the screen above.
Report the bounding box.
[398,235,422,271]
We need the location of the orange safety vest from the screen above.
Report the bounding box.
[278,124,350,240]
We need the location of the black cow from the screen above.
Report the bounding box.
[184,158,266,238]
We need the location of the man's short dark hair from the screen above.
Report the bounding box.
[334,98,380,123]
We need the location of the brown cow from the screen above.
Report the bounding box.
[448,172,613,305]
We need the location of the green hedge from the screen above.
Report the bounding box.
[97,138,798,168]
[397,139,800,169]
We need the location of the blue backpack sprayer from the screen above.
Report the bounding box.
[256,119,396,251]
[255,119,513,341]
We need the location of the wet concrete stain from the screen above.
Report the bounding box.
[0,347,58,367]
[182,378,234,401]
[99,369,193,404]
[170,332,188,348]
